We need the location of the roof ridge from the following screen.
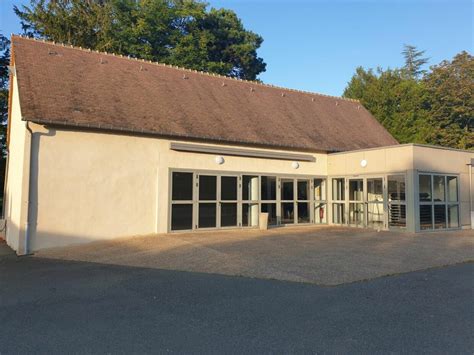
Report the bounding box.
[11,34,360,103]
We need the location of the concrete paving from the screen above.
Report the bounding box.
[0,254,473,353]
[36,226,474,285]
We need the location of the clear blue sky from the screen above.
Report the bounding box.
[1,0,472,96]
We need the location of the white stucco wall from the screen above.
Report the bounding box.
[26,126,327,251]
[4,75,29,252]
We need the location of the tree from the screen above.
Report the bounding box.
[402,44,429,80]
[14,0,266,80]
[344,46,473,150]
[423,51,474,149]
[0,33,9,157]
[343,66,430,144]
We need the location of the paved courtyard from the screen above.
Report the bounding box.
[36,226,474,285]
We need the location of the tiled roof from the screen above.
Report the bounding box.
[11,35,398,152]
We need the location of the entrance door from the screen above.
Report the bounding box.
[348,179,364,227]
[367,178,384,229]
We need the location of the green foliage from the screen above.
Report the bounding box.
[423,51,474,149]
[401,44,429,79]
[14,0,266,80]
[0,34,9,157]
[343,66,430,144]
[344,46,473,150]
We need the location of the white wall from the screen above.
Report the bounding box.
[4,75,29,252]
[27,127,326,251]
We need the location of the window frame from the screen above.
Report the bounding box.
[169,169,326,232]
[417,173,460,231]
[387,174,407,229]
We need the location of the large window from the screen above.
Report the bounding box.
[348,179,364,226]
[221,176,238,227]
[388,175,406,228]
[332,178,345,224]
[418,174,459,230]
[314,179,327,224]
[171,172,194,230]
[242,175,259,227]
[297,180,310,223]
[280,178,294,224]
[170,171,328,231]
[198,175,217,228]
[261,176,277,225]
[367,178,384,229]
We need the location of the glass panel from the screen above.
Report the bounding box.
[433,175,445,202]
[419,175,432,202]
[242,175,259,201]
[349,179,364,201]
[221,176,237,201]
[297,202,310,223]
[332,179,345,201]
[315,203,327,224]
[171,204,193,230]
[367,202,384,229]
[447,176,458,202]
[221,203,237,227]
[261,203,277,225]
[314,179,326,201]
[198,203,216,228]
[242,203,259,227]
[349,203,364,225]
[367,179,383,202]
[297,180,309,200]
[172,172,193,201]
[419,205,432,230]
[281,202,295,224]
[434,205,446,229]
[389,204,406,227]
[261,176,276,201]
[448,205,459,228]
[281,179,294,200]
[332,203,345,224]
[199,175,217,201]
[388,175,406,201]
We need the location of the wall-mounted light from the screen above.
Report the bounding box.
[360,159,367,168]
[215,156,225,165]
[292,161,300,169]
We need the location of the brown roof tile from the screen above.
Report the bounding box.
[11,36,398,152]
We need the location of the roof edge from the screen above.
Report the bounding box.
[11,34,360,103]
[26,117,338,154]
[329,143,474,155]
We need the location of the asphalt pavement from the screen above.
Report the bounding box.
[0,252,473,353]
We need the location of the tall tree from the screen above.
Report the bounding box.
[344,47,473,150]
[14,0,266,80]
[423,51,474,149]
[343,66,430,144]
[402,44,429,80]
[0,33,10,157]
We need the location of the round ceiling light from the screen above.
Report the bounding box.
[215,156,225,165]
[360,159,368,168]
[292,161,300,169]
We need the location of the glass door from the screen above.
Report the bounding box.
[367,178,384,229]
[280,178,295,224]
[348,179,364,227]
[220,176,238,227]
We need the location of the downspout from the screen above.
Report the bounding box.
[24,121,34,255]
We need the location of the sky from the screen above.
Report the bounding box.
[1,0,472,96]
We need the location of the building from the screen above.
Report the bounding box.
[4,36,474,255]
